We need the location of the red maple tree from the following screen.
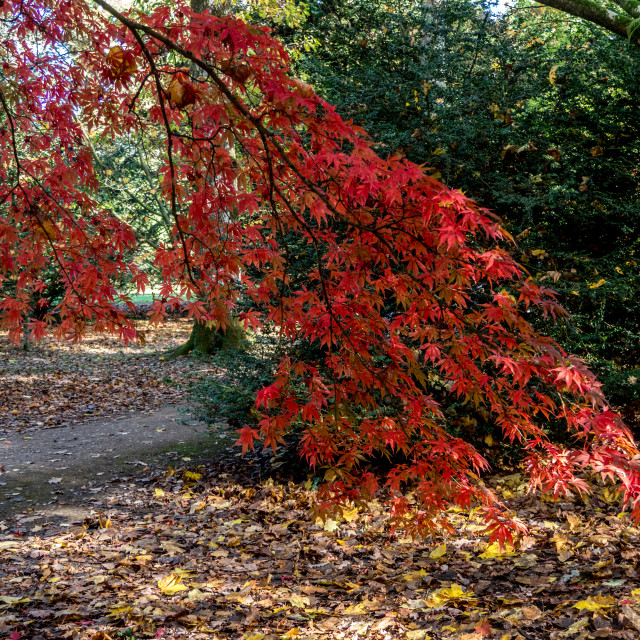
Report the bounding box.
[2,0,639,543]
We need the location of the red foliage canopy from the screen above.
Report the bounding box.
[2,0,639,542]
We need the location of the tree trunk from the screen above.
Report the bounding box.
[165,319,244,359]
[162,0,243,361]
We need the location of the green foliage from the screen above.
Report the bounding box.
[284,0,640,416]
[190,333,277,429]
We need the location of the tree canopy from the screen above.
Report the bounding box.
[2,0,640,540]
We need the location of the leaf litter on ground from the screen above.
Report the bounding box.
[2,450,640,640]
[0,319,212,434]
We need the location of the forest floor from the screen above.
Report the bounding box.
[0,319,231,523]
[2,325,640,640]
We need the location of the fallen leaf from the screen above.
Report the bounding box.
[405,631,431,640]
[621,604,640,632]
[0,541,19,551]
[573,595,615,611]
[186,588,208,602]
[341,507,359,522]
[161,541,185,554]
[323,519,339,532]
[0,596,31,605]
[521,605,542,620]
[289,596,311,608]
[158,574,188,595]
[425,584,475,607]
[402,569,429,582]
[479,541,515,558]
[566,617,590,634]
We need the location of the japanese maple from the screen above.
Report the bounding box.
[2,0,639,542]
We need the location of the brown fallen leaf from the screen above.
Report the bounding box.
[620,604,640,631]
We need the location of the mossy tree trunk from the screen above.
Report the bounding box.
[164,0,242,362]
[165,319,244,359]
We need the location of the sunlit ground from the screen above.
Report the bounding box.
[1,454,639,640]
[0,319,214,433]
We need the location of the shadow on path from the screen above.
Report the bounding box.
[0,405,233,525]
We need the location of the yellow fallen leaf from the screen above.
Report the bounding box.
[573,595,615,611]
[566,513,582,533]
[588,279,607,289]
[323,518,339,532]
[344,599,378,614]
[430,543,447,559]
[405,631,431,640]
[158,573,188,595]
[155,488,165,497]
[186,588,208,602]
[289,596,311,608]
[567,618,589,633]
[0,595,30,605]
[284,628,299,637]
[342,507,359,522]
[425,584,475,607]
[479,541,515,558]
[108,604,133,618]
[552,533,571,552]
[280,519,297,528]
[602,486,620,504]
[402,569,429,582]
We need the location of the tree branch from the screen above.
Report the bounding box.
[534,0,640,44]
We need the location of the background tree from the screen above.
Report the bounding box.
[283,0,640,429]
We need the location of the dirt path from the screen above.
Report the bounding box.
[0,405,235,525]
[0,319,239,525]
